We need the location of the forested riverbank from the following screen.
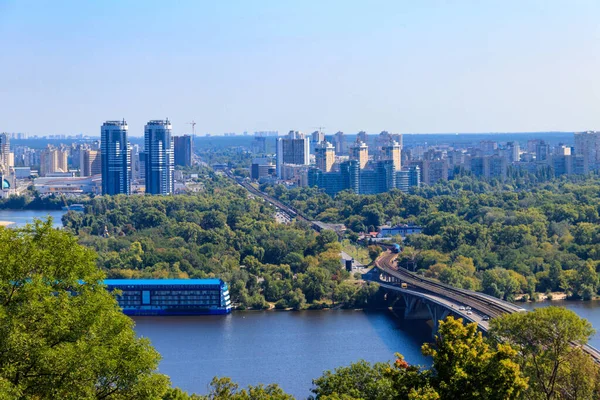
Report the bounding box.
[61,170,379,310]
[266,174,600,302]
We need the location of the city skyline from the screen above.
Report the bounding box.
[1,1,600,136]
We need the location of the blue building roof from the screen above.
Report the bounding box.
[104,279,223,286]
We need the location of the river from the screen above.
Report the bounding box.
[0,209,66,228]
[133,310,431,398]
[134,301,600,398]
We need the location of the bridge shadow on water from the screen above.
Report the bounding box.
[362,309,433,368]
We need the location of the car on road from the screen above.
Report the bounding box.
[458,306,465,310]
[465,306,472,311]
[482,315,490,321]
[466,310,472,315]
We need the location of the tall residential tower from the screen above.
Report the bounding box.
[174,135,193,167]
[101,120,131,195]
[382,141,402,171]
[275,130,310,178]
[0,133,10,174]
[315,141,335,172]
[144,119,174,195]
[350,141,369,169]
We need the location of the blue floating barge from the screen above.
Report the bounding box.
[104,279,232,316]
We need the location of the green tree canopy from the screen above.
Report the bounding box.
[0,220,169,399]
[490,307,598,400]
[422,316,527,400]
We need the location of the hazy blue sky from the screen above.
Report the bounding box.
[1,0,599,137]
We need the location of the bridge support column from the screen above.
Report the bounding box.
[402,294,430,320]
[427,303,451,338]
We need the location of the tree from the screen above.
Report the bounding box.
[575,261,598,300]
[0,220,169,399]
[199,377,293,400]
[298,267,331,303]
[332,281,357,306]
[548,263,562,292]
[311,317,527,400]
[422,317,527,400]
[481,268,525,301]
[362,204,384,228]
[316,230,339,252]
[311,360,396,399]
[367,245,381,262]
[285,288,307,310]
[490,307,598,400]
[163,388,202,400]
[555,348,600,400]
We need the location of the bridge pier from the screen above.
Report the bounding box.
[368,268,465,338]
[402,295,430,320]
[401,294,451,337]
[426,303,451,338]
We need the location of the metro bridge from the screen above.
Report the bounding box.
[364,250,600,362]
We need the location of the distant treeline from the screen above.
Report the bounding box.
[0,194,67,210]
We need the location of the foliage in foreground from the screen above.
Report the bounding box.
[490,307,600,400]
[0,221,169,399]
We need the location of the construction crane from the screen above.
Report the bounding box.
[187,121,197,139]
[311,126,326,143]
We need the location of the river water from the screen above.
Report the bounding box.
[0,209,65,228]
[133,310,431,398]
[134,301,600,398]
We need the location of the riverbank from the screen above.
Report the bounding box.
[513,292,600,302]
[514,292,568,302]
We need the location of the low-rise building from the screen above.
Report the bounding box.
[251,158,276,180]
[33,175,101,195]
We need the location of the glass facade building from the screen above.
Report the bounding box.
[101,120,131,195]
[174,135,193,167]
[105,279,232,316]
[144,120,174,195]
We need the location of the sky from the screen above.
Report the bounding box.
[0,0,599,137]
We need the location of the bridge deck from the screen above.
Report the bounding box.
[378,283,489,330]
